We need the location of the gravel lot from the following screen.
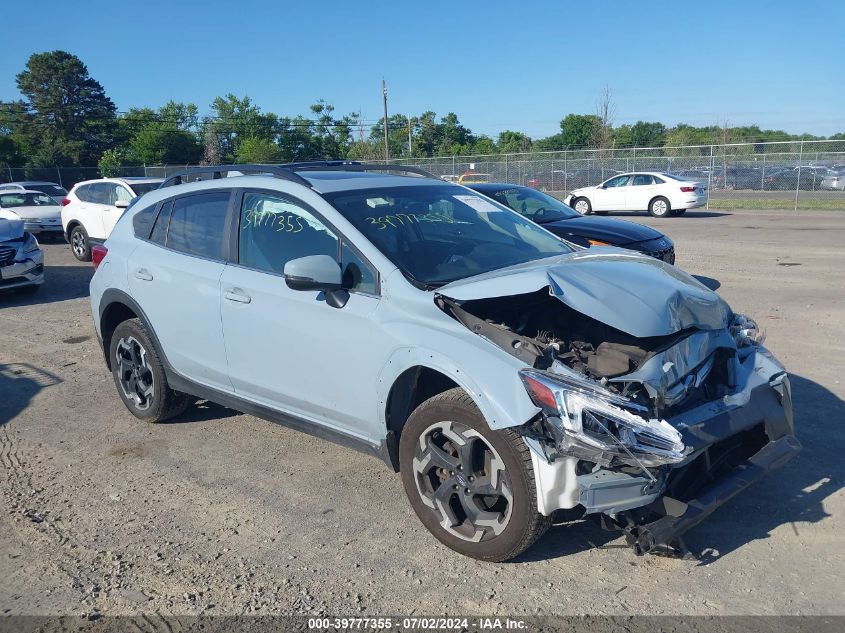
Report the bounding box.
[1,209,843,618]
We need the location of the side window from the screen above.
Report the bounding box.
[89,183,111,204]
[149,200,172,245]
[133,201,161,239]
[653,175,665,184]
[238,192,338,275]
[165,191,230,260]
[341,242,378,294]
[632,175,653,186]
[605,175,630,188]
[115,186,134,203]
[75,185,91,202]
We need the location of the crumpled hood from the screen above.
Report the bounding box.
[0,209,25,241]
[439,250,731,338]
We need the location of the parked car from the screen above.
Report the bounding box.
[457,172,491,184]
[820,169,845,191]
[0,181,68,205]
[565,172,707,217]
[0,190,63,237]
[763,166,830,190]
[0,208,44,294]
[89,162,798,562]
[468,183,675,263]
[61,177,163,260]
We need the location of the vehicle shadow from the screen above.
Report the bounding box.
[516,372,843,564]
[692,275,721,291]
[162,400,241,425]
[602,211,732,219]
[0,262,92,307]
[0,362,63,426]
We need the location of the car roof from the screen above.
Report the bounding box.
[466,183,528,192]
[300,170,445,193]
[73,177,164,187]
[0,189,57,197]
[1,181,62,186]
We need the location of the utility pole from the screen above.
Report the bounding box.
[382,79,390,162]
[408,114,413,156]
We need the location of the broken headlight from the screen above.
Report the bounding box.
[730,313,765,347]
[519,369,686,468]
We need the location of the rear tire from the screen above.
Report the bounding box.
[109,319,190,423]
[572,197,592,215]
[69,225,92,262]
[648,196,671,217]
[400,388,552,562]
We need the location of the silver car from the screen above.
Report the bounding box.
[0,208,44,294]
[820,170,845,191]
[89,163,799,561]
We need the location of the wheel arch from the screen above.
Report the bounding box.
[649,194,671,211]
[64,219,81,240]
[98,289,169,372]
[378,347,535,453]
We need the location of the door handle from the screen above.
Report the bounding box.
[133,268,153,281]
[224,288,251,304]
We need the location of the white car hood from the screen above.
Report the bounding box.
[438,250,731,338]
[0,209,25,241]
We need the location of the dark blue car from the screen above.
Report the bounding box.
[469,183,675,264]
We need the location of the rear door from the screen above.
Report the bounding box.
[85,183,115,240]
[127,189,235,392]
[627,174,658,210]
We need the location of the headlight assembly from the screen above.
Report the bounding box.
[730,313,765,347]
[519,369,686,468]
[22,233,39,254]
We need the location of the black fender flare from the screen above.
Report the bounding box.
[98,289,172,372]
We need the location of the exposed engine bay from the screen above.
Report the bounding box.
[436,288,734,416]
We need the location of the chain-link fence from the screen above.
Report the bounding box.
[391,139,845,210]
[2,140,843,209]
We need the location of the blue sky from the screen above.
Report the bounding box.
[1,0,842,138]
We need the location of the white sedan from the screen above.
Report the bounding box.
[564,172,708,217]
[0,190,63,235]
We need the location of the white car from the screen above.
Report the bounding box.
[0,181,68,205]
[564,172,708,217]
[0,190,63,237]
[61,177,163,261]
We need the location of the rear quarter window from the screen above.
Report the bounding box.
[132,201,162,239]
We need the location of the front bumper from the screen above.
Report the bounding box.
[0,249,45,290]
[528,349,800,552]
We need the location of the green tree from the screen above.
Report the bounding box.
[614,121,666,147]
[497,131,532,153]
[15,51,116,165]
[98,149,122,177]
[558,114,602,148]
[118,102,202,164]
[206,94,278,161]
[0,135,25,167]
[234,136,282,163]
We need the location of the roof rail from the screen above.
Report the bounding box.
[290,163,439,179]
[158,164,314,189]
[157,161,440,190]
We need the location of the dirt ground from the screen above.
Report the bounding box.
[1,209,843,618]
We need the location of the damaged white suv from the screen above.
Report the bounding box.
[90,163,800,562]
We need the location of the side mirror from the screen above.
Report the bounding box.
[115,200,130,209]
[284,254,349,308]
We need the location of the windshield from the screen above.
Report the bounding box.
[0,192,58,208]
[323,184,572,287]
[127,182,161,196]
[481,186,579,223]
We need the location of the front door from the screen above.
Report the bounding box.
[593,174,630,211]
[219,189,385,441]
[102,184,134,237]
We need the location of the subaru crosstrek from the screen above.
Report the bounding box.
[89,163,799,561]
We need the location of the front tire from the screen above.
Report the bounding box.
[109,319,190,423]
[69,225,92,261]
[572,197,592,215]
[400,388,552,562]
[648,196,671,217]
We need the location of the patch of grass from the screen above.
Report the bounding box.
[709,197,845,210]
